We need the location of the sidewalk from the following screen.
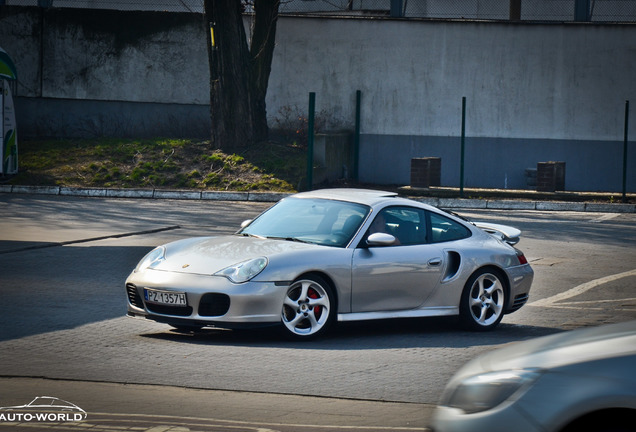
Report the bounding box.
[1,183,635,212]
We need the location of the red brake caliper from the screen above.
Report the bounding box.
[308,288,322,320]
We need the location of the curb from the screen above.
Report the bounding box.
[1,184,635,213]
[0,185,292,204]
[413,196,634,213]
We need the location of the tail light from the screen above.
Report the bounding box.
[515,249,528,265]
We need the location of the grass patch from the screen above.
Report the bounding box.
[9,138,306,192]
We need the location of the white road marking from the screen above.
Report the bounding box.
[554,298,636,304]
[529,269,636,308]
[590,213,619,223]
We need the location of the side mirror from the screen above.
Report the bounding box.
[240,219,253,228]
[366,232,397,247]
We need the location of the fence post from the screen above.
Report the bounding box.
[623,100,630,203]
[460,97,466,198]
[509,0,521,20]
[390,0,403,17]
[306,92,316,191]
[574,0,591,21]
[354,90,361,182]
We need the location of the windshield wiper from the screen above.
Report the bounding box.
[266,236,312,244]
[238,232,266,239]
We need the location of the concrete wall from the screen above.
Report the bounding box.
[2,8,209,101]
[0,7,634,192]
[1,7,211,137]
[269,18,635,142]
[267,17,636,192]
[360,135,631,192]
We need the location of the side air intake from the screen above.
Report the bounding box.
[442,251,461,282]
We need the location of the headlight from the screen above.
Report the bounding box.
[215,257,268,283]
[441,369,541,414]
[135,246,166,272]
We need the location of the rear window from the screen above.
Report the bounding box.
[429,212,471,243]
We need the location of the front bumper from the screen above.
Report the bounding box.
[125,269,287,329]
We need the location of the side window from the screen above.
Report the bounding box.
[429,212,471,243]
[367,207,428,246]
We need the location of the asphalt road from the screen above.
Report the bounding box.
[0,194,635,431]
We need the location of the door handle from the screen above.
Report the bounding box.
[428,258,442,267]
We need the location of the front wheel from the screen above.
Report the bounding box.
[459,269,507,331]
[281,275,335,340]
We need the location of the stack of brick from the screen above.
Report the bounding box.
[410,157,441,188]
[537,161,566,192]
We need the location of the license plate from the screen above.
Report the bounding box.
[144,288,187,307]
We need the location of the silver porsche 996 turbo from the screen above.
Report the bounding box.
[125,189,534,339]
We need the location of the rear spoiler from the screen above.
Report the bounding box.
[473,222,521,246]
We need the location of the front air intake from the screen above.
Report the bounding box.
[126,283,144,309]
[199,293,231,317]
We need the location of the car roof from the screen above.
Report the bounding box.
[291,188,399,206]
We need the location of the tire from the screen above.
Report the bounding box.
[459,268,507,331]
[281,275,336,340]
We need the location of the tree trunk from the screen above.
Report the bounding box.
[204,0,252,152]
[249,0,280,143]
[204,0,279,153]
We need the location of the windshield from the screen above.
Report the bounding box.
[240,197,370,247]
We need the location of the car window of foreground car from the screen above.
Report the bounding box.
[240,198,371,248]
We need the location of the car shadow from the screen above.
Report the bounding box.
[139,317,562,350]
[0,243,153,342]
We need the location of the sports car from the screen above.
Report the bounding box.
[125,189,533,339]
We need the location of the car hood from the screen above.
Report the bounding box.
[153,235,320,275]
[456,321,636,379]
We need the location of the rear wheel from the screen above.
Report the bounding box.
[460,268,507,331]
[281,275,335,340]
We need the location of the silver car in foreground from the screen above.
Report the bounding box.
[433,320,636,432]
[125,189,533,339]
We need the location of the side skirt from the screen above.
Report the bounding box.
[337,306,458,322]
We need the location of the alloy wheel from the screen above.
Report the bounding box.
[282,276,334,339]
[461,269,507,331]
